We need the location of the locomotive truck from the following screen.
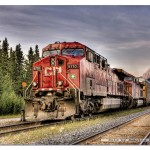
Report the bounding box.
[24,41,150,120]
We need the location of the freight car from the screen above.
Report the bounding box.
[24,41,150,120]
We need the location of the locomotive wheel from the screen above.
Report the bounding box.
[70,115,75,121]
[89,113,93,118]
[80,112,85,118]
[143,99,147,106]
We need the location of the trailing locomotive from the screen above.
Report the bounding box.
[24,41,150,120]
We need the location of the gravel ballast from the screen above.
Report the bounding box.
[34,108,150,145]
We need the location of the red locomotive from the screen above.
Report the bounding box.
[24,41,149,120]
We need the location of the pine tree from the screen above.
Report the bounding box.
[34,44,40,62]
[0,40,2,66]
[0,66,2,98]
[14,44,24,95]
[1,38,9,75]
[0,40,2,91]
[28,47,34,64]
[15,44,24,74]
[26,47,34,85]
[9,47,16,81]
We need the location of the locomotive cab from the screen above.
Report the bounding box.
[25,42,87,120]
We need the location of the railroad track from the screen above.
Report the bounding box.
[0,107,150,139]
[0,110,110,137]
[140,132,150,145]
[0,120,63,137]
[71,111,150,145]
[0,115,98,137]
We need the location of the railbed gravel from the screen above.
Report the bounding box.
[34,109,150,145]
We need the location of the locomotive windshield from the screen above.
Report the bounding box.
[43,50,60,57]
[124,77,133,81]
[62,48,84,57]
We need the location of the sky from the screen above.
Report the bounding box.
[0,5,150,77]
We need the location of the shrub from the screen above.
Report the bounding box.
[0,74,24,115]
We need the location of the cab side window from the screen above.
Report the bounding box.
[86,49,94,63]
[86,50,90,61]
[102,59,106,68]
[135,78,139,84]
[97,55,100,68]
[90,52,94,62]
[94,54,97,63]
[97,55,100,64]
[101,59,108,69]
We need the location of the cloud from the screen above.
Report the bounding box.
[0,6,150,76]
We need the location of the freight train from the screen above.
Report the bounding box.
[24,41,150,120]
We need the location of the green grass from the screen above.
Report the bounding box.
[0,106,149,145]
[0,114,20,119]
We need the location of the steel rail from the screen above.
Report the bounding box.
[139,132,150,145]
[0,120,64,137]
[71,111,150,145]
[0,121,38,130]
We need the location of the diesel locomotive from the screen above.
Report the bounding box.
[24,41,150,120]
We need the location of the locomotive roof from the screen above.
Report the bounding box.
[42,41,107,61]
[113,68,134,78]
[42,41,85,52]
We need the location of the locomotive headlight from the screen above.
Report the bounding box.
[33,82,37,87]
[58,81,63,86]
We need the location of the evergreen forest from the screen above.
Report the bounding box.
[0,38,40,115]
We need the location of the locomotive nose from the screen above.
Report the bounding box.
[40,55,68,88]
